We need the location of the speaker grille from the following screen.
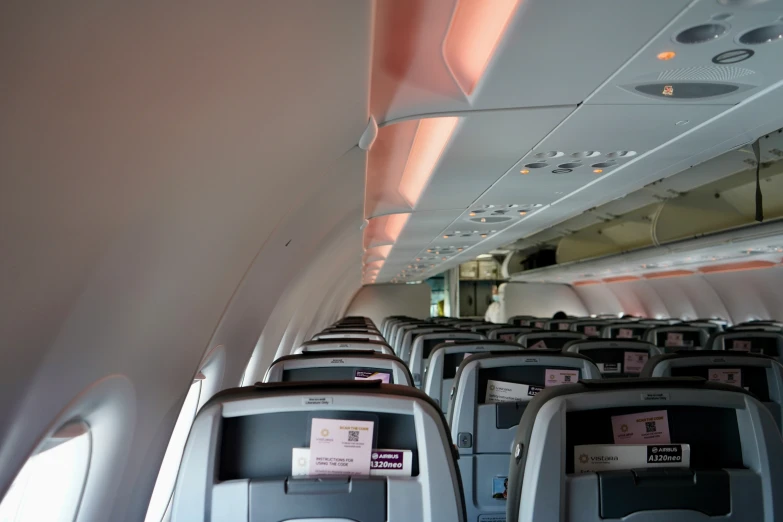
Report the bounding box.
[657,66,754,82]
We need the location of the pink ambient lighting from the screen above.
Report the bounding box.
[398,117,459,208]
[443,0,521,96]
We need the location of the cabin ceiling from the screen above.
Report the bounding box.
[363,0,783,284]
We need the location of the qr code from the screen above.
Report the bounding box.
[645,421,656,433]
[348,430,359,442]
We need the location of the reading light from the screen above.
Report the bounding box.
[520,169,530,174]
[469,212,477,216]
[657,51,676,61]
[593,169,603,174]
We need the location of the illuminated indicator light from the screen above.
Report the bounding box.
[469,212,477,216]
[662,85,674,96]
[657,51,676,61]
[442,257,447,261]
[427,249,433,253]
[399,117,459,207]
[416,258,421,261]
[519,211,527,215]
[593,169,603,174]
[443,235,449,239]
[430,264,435,268]
[520,169,529,174]
[458,248,463,251]
[443,0,521,96]
[480,234,488,238]
[480,217,486,223]
[434,251,440,255]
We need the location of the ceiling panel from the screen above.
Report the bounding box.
[588,0,783,106]
[414,106,575,211]
[474,103,728,206]
[373,0,691,123]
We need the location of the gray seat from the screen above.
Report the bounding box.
[546,318,580,331]
[399,326,454,362]
[391,322,429,354]
[408,331,485,388]
[264,350,414,386]
[570,320,610,337]
[170,381,466,522]
[644,325,710,352]
[508,315,539,327]
[565,339,662,378]
[517,331,587,349]
[312,331,386,342]
[642,350,783,432]
[488,327,541,342]
[422,340,524,410]
[294,339,394,356]
[448,351,601,522]
[601,323,650,340]
[506,378,783,522]
[706,331,783,364]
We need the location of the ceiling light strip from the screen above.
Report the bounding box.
[398,118,459,208]
[442,0,521,96]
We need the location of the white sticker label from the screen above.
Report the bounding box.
[574,444,690,474]
[732,340,752,352]
[584,326,599,336]
[665,332,684,347]
[618,328,634,339]
[611,410,671,445]
[293,448,412,477]
[303,397,333,405]
[623,352,648,374]
[709,368,742,387]
[641,392,670,401]
[308,418,373,476]
[545,369,578,386]
[597,362,622,374]
[485,379,542,404]
[559,322,571,331]
[529,340,548,349]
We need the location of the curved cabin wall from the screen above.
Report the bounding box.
[345,283,432,326]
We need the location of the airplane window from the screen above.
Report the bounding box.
[144,379,203,522]
[0,430,91,522]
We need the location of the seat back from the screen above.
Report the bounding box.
[448,352,601,522]
[645,325,710,351]
[313,331,386,342]
[381,316,409,339]
[642,350,783,431]
[517,331,587,349]
[547,318,579,331]
[408,332,486,387]
[488,327,542,342]
[506,378,783,522]
[706,331,783,363]
[294,339,394,356]
[565,339,662,378]
[265,350,414,386]
[423,341,524,409]
[391,322,429,353]
[170,381,466,522]
[399,326,455,361]
[682,321,724,335]
[570,321,609,337]
[601,323,650,340]
[508,315,538,327]
[471,324,500,335]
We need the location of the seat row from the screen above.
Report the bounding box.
[167,315,783,521]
